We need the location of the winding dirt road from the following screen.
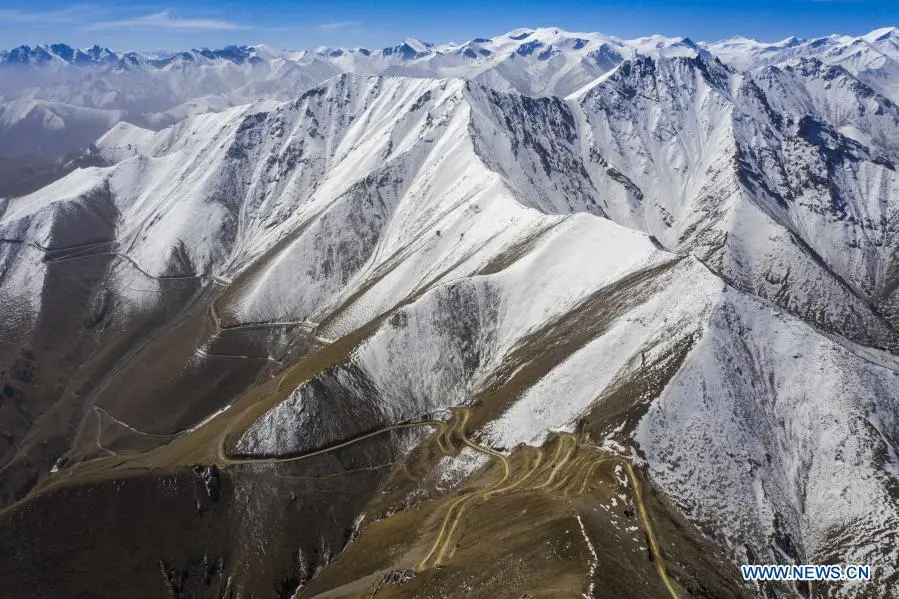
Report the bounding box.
[412,410,681,598]
[215,419,443,467]
[91,400,680,598]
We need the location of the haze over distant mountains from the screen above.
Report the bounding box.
[3,26,899,161]
[2,25,899,599]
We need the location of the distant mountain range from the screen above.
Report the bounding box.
[5,26,899,78]
[2,26,899,162]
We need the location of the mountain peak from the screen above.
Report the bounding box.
[864,26,899,43]
[380,38,432,60]
[778,35,806,48]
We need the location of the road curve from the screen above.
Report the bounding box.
[413,421,681,598]
[216,420,443,467]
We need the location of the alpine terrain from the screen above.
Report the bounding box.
[2,26,899,599]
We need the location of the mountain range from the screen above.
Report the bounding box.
[1,26,899,599]
[4,27,899,161]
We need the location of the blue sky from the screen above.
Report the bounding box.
[0,0,895,51]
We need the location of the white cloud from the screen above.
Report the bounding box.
[315,21,361,31]
[86,10,248,31]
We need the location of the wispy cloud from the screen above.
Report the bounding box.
[0,5,95,24]
[86,10,248,31]
[315,21,361,31]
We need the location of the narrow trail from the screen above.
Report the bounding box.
[91,404,235,446]
[411,413,681,598]
[417,408,512,568]
[94,410,117,457]
[215,419,443,467]
[84,405,236,469]
[2,238,232,285]
[619,458,681,599]
[483,445,543,498]
[209,301,318,333]
[93,406,181,440]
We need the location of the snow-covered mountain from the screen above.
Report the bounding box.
[0,28,696,165]
[1,26,899,599]
[705,27,899,102]
[5,25,899,165]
